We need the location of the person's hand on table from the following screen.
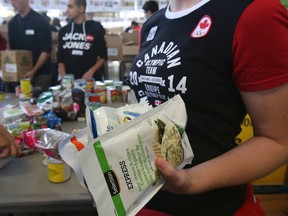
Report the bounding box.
[0,125,21,158]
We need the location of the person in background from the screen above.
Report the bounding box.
[86,12,94,21]
[57,0,107,81]
[0,32,7,50]
[130,0,288,215]
[85,12,105,34]
[8,0,52,92]
[142,0,159,19]
[0,32,7,92]
[0,125,20,159]
[51,17,61,32]
[125,20,141,33]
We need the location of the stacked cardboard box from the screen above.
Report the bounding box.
[105,31,139,61]
[105,34,123,61]
[122,31,139,56]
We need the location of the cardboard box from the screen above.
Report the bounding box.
[105,34,123,61]
[122,43,139,56]
[123,32,139,44]
[122,32,139,56]
[1,50,33,82]
[105,27,123,35]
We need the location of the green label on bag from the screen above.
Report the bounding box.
[93,140,126,216]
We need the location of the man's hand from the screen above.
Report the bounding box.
[0,125,20,158]
[82,69,94,79]
[24,70,35,81]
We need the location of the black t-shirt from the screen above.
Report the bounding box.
[57,20,107,80]
[8,9,52,75]
[129,0,253,214]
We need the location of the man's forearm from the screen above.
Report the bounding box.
[58,63,66,79]
[82,58,106,79]
[31,52,50,75]
[90,58,106,76]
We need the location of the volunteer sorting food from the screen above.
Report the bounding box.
[1,0,287,215]
[128,0,288,215]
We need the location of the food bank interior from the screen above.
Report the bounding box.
[0,0,288,215]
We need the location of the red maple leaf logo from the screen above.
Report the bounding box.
[199,19,209,29]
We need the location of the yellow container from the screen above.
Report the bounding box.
[47,157,71,183]
[20,78,31,97]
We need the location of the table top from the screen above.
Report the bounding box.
[0,153,95,213]
[0,93,92,213]
[0,92,129,213]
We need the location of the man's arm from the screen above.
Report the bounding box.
[24,15,52,80]
[82,58,105,79]
[24,52,50,80]
[58,62,66,79]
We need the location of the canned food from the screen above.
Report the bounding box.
[74,79,86,90]
[86,78,95,92]
[104,80,114,86]
[62,74,74,90]
[106,86,116,104]
[95,81,105,87]
[114,81,123,102]
[15,86,21,98]
[47,157,71,183]
[121,85,131,103]
[89,93,100,102]
[94,88,106,103]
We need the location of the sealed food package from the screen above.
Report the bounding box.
[78,95,193,216]
[86,101,152,141]
[58,128,88,187]
[23,129,70,160]
[58,102,152,187]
